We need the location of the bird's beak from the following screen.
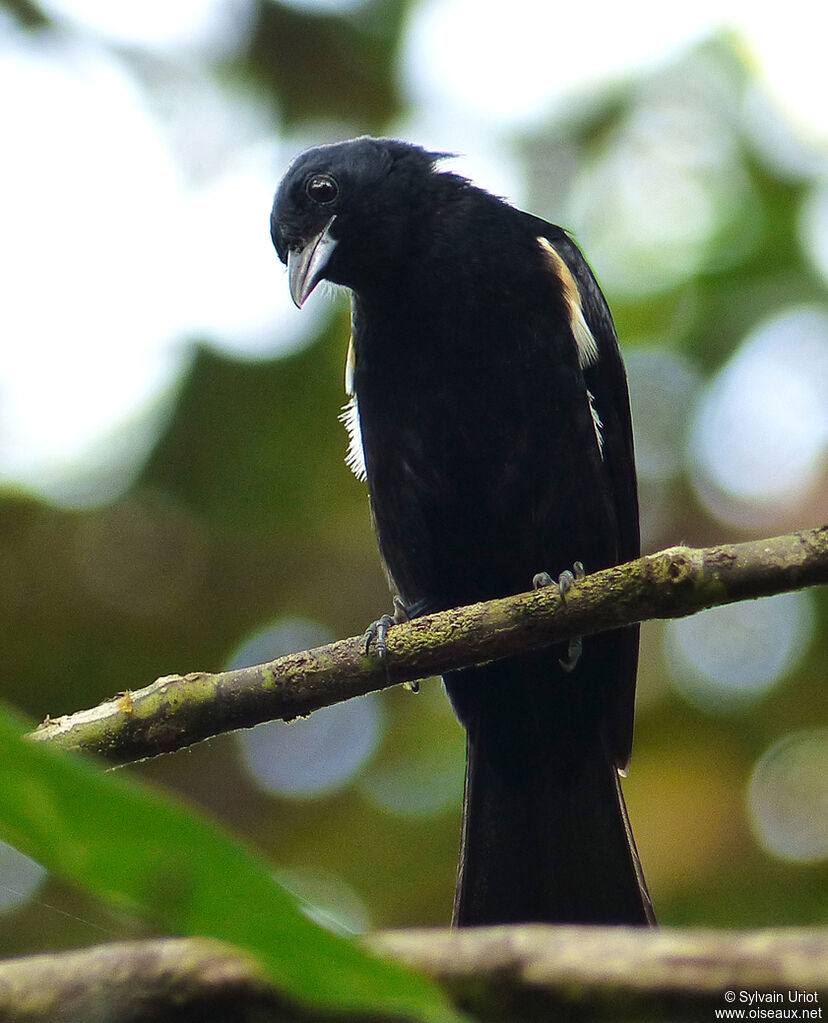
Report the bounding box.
[287,216,338,308]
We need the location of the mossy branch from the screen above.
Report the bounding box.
[29,524,828,765]
[0,927,826,1022]
[370,925,828,1021]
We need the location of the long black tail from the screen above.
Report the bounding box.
[448,652,654,927]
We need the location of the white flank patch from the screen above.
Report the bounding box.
[536,237,599,369]
[587,388,604,458]
[339,396,367,481]
[340,335,367,481]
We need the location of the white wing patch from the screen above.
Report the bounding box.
[536,237,599,369]
[339,335,367,481]
[586,388,604,459]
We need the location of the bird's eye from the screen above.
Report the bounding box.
[305,173,338,205]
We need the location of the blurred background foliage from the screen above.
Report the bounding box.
[0,0,826,955]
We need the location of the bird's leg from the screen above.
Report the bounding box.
[533,561,585,672]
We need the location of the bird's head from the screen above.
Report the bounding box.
[271,136,450,307]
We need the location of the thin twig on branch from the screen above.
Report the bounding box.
[29,525,828,765]
[0,927,826,1022]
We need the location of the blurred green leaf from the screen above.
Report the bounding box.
[0,706,462,1022]
[140,317,358,535]
[0,0,49,29]
[245,0,406,129]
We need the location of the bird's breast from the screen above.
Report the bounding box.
[348,290,614,609]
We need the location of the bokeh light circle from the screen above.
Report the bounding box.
[748,729,828,863]
[665,591,815,714]
[690,305,828,526]
[231,619,384,799]
[240,698,383,799]
[571,55,755,297]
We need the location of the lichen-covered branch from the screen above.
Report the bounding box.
[0,937,294,1023]
[29,525,828,765]
[369,925,828,1021]
[0,927,826,1022]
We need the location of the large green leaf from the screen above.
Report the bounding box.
[0,706,463,1022]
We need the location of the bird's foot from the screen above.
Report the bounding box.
[532,561,584,602]
[532,562,585,672]
[363,596,410,659]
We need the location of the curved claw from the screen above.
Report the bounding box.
[557,561,585,605]
[557,569,575,602]
[363,613,395,658]
[559,635,583,673]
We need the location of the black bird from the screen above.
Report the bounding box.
[271,137,654,926]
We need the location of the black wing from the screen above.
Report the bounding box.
[525,215,641,769]
[529,217,640,561]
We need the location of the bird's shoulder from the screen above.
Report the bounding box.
[519,214,617,343]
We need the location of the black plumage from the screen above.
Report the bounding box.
[271,136,654,926]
